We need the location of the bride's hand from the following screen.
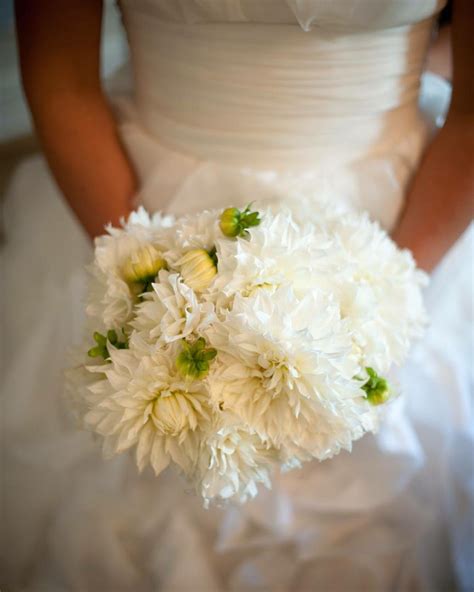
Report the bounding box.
[393,0,473,271]
[15,0,137,240]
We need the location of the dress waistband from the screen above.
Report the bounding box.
[123,13,433,165]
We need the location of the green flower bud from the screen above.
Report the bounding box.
[219,204,261,238]
[178,248,217,292]
[176,337,217,380]
[87,329,128,360]
[361,367,390,405]
[122,245,167,286]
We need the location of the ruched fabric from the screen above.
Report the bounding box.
[123,12,431,166]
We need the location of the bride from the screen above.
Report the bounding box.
[4,0,473,590]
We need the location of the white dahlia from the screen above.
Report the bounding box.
[131,270,215,347]
[212,209,331,300]
[327,214,428,372]
[196,423,276,506]
[163,210,221,268]
[82,343,212,475]
[86,208,174,331]
[206,287,377,460]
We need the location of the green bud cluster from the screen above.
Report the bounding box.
[176,337,217,380]
[361,367,389,405]
[88,329,128,360]
[219,204,261,238]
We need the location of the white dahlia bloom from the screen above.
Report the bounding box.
[86,208,174,331]
[206,287,377,460]
[163,210,221,268]
[212,209,331,300]
[82,343,211,475]
[131,270,215,347]
[196,423,276,506]
[327,214,428,372]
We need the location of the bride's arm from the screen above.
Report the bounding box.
[393,0,473,271]
[15,0,137,240]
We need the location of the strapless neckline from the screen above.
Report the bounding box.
[119,0,446,30]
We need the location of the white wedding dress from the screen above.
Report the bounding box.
[3,1,473,590]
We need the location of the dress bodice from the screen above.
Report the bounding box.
[115,0,449,231]
[120,0,445,30]
[119,0,446,167]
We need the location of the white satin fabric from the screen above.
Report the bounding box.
[120,0,446,30]
[3,0,473,590]
[124,16,429,166]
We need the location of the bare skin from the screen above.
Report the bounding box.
[392,0,474,271]
[16,0,473,269]
[15,0,136,240]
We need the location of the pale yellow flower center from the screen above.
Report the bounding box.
[122,245,166,284]
[258,352,296,396]
[353,270,375,284]
[242,281,275,297]
[150,390,202,436]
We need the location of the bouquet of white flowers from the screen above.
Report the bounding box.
[66,202,427,505]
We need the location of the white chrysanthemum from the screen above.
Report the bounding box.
[326,214,428,372]
[206,286,377,460]
[86,208,175,330]
[196,423,276,506]
[131,270,215,347]
[81,343,212,475]
[212,209,332,300]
